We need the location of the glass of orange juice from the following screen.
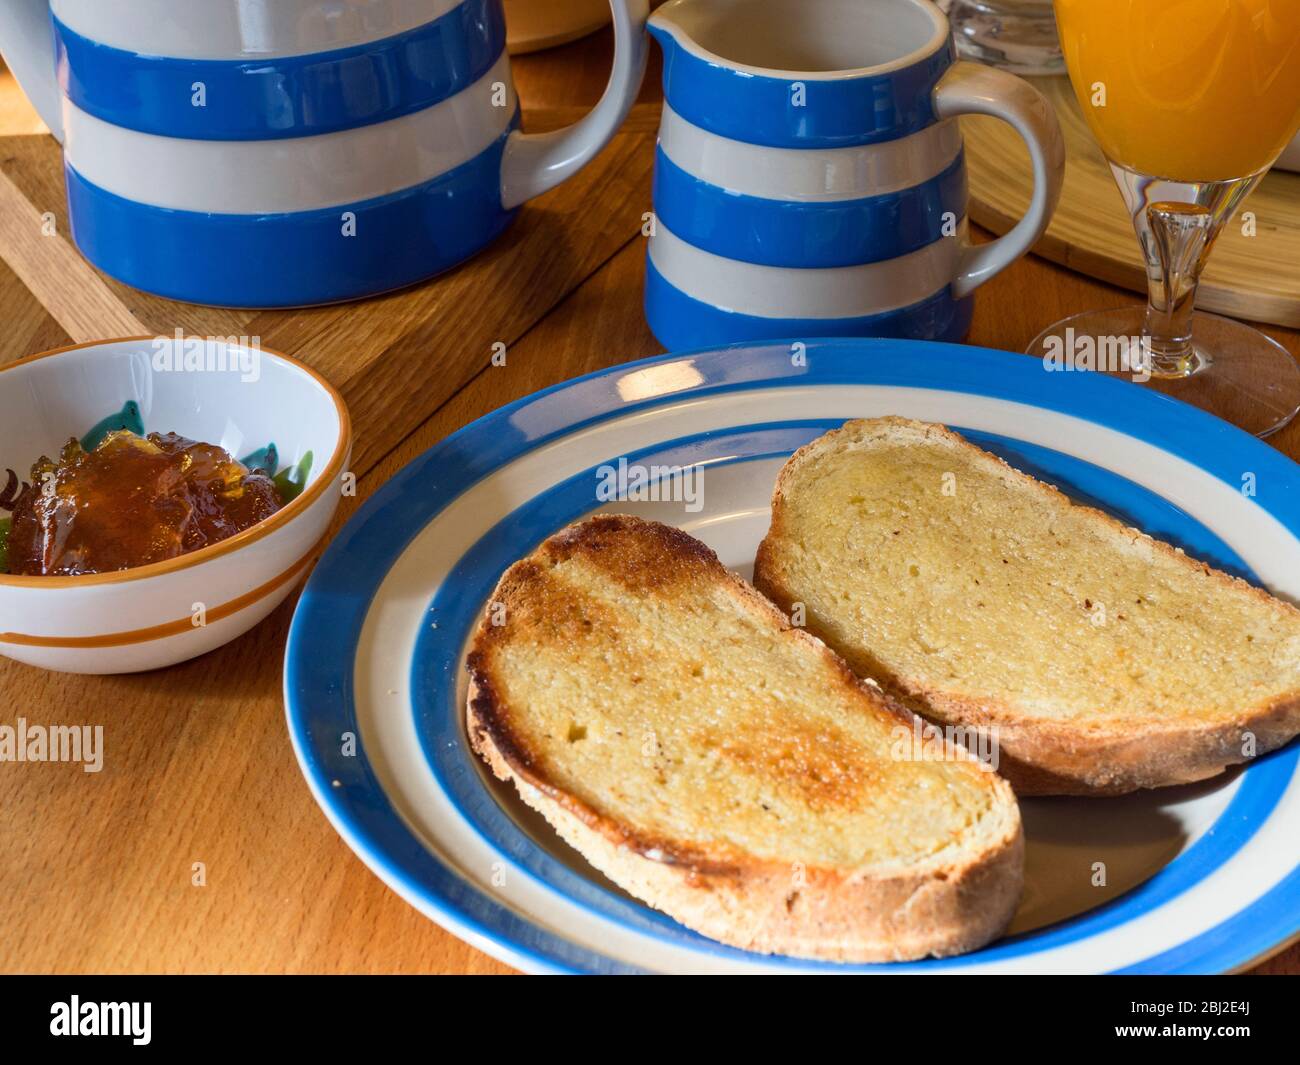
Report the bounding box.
[1029,0,1300,436]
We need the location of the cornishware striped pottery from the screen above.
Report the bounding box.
[643,0,1065,349]
[286,339,1300,973]
[0,0,649,307]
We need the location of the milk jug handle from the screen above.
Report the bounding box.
[0,0,63,140]
[500,0,649,210]
[933,61,1065,299]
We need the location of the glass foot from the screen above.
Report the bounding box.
[946,0,1064,76]
[1026,307,1300,438]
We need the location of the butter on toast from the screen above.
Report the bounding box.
[467,515,1022,962]
[753,417,1300,796]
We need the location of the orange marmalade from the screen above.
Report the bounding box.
[5,431,283,576]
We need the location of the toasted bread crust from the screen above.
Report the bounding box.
[467,514,1023,962]
[754,417,1300,797]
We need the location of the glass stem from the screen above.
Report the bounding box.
[1141,202,1215,377]
[1108,163,1265,379]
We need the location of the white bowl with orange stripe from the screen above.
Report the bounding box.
[0,336,351,674]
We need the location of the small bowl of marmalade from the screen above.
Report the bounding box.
[0,336,351,673]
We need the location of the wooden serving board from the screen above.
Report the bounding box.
[962,76,1300,329]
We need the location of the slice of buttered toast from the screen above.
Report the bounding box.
[467,515,1022,963]
[754,417,1300,797]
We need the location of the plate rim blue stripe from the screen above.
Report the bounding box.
[284,338,1300,974]
[406,425,1294,972]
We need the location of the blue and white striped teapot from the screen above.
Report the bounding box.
[0,0,648,307]
[644,0,1065,348]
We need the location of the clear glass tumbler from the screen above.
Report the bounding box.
[945,1,1063,75]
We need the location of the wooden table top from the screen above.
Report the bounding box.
[0,30,1296,975]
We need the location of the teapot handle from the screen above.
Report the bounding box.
[0,0,63,140]
[499,0,649,210]
[933,61,1065,299]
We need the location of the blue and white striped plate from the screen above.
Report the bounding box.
[284,339,1300,974]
